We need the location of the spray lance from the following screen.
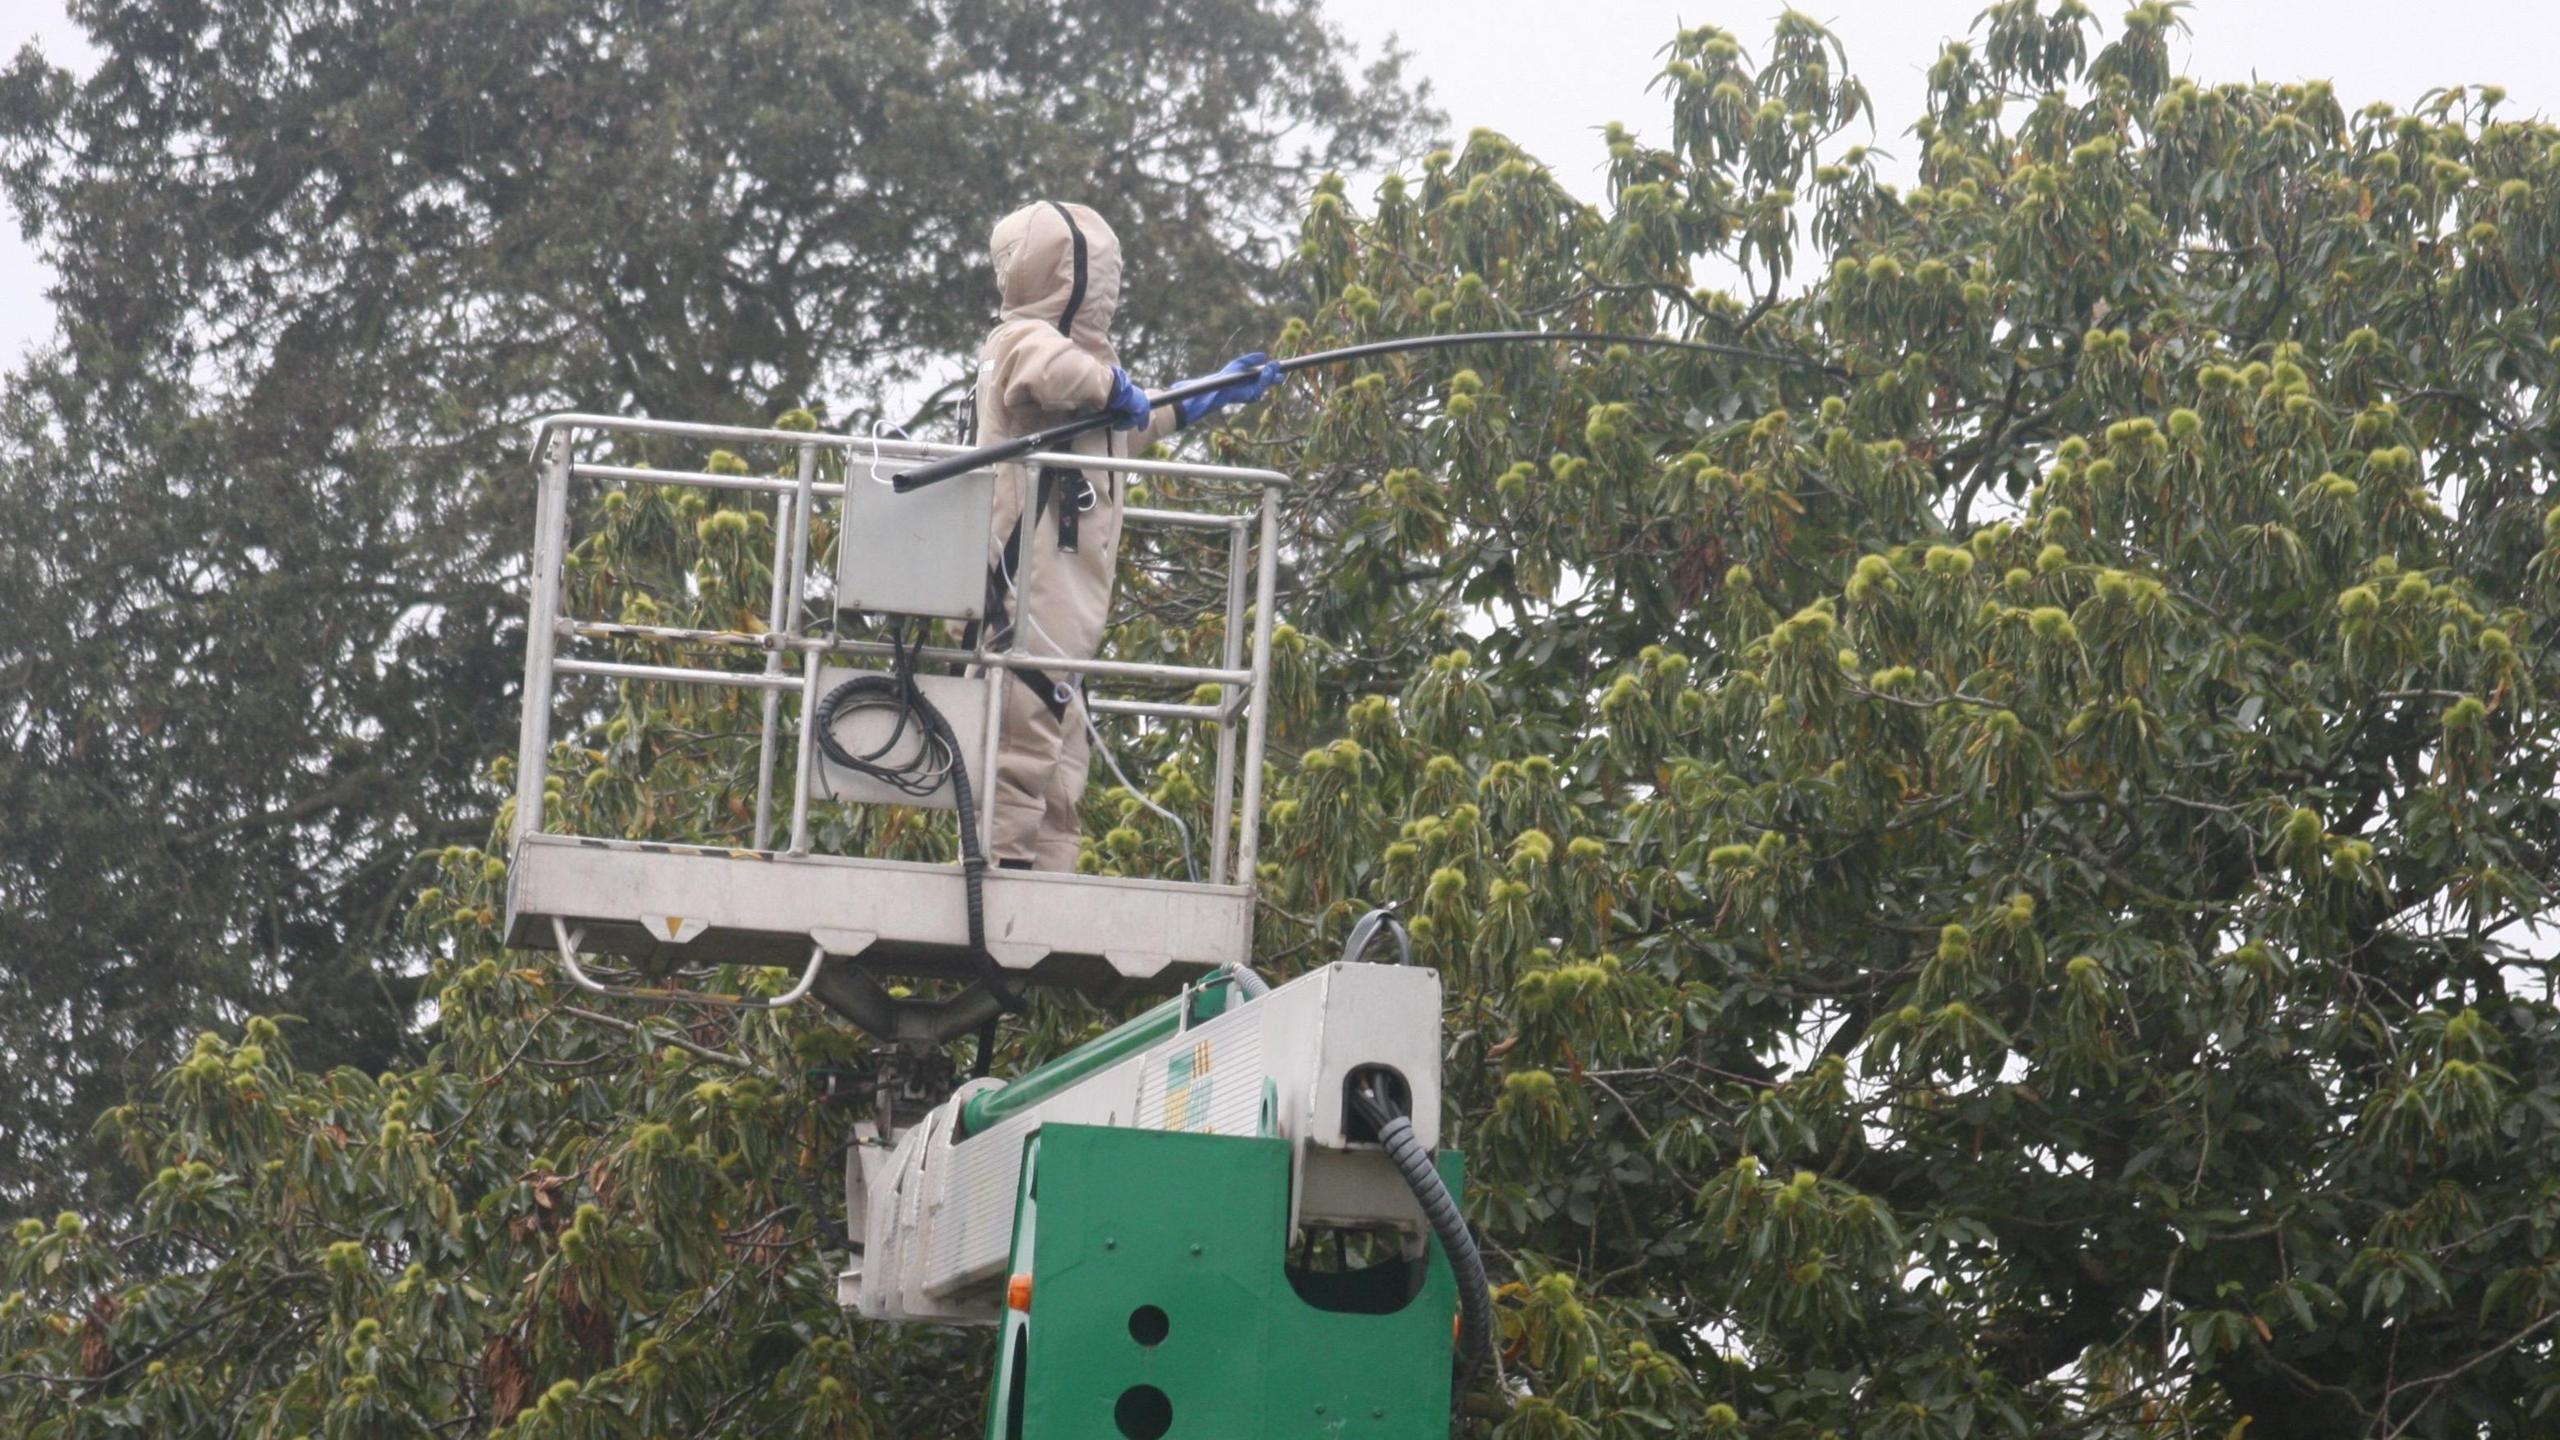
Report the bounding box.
[889,329,1844,492]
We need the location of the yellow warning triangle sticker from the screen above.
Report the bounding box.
[638,913,707,945]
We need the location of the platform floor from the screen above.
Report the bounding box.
[504,833,1251,997]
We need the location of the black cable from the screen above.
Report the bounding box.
[1342,906,1413,968]
[1350,1079,1494,1384]
[814,634,950,798]
[812,627,1021,1073]
[1073,682,1200,884]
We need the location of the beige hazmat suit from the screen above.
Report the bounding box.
[975,202,1178,869]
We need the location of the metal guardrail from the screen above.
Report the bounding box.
[512,413,1286,890]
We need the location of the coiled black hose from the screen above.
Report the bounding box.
[812,633,1020,1073]
[1350,1081,1493,1380]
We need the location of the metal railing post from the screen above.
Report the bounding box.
[788,648,822,854]
[1208,518,1248,885]
[514,428,575,844]
[785,442,818,625]
[783,443,821,854]
[751,458,798,848]
[1233,486,1281,887]
[768,443,819,845]
[979,654,1007,850]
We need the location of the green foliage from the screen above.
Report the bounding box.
[1240,7,2560,1436]
[12,6,2560,1439]
[2,847,960,1436]
[0,0,1434,1215]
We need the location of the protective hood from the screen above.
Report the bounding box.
[990,201,1122,355]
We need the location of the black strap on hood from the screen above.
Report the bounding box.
[1045,201,1089,339]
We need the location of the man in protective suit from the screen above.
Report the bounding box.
[975,200,1282,870]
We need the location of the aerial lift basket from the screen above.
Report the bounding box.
[500,413,1287,1024]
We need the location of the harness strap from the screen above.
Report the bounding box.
[1046,202,1088,339]
[975,471,1076,724]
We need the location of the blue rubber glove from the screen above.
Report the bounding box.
[1174,352,1285,428]
[1104,367,1152,430]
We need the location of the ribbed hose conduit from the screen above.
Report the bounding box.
[1352,1085,1493,1378]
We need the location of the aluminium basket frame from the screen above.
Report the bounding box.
[504,413,1287,1016]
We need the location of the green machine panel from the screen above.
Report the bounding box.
[985,1124,1463,1439]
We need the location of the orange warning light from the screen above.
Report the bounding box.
[1007,1272,1034,1313]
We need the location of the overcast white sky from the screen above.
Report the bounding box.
[1327,0,2560,193]
[5,1,2560,368]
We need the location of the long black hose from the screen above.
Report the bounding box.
[891,327,1842,491]
[1350,1079,1494,1382]
[813,634,1019,1073]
